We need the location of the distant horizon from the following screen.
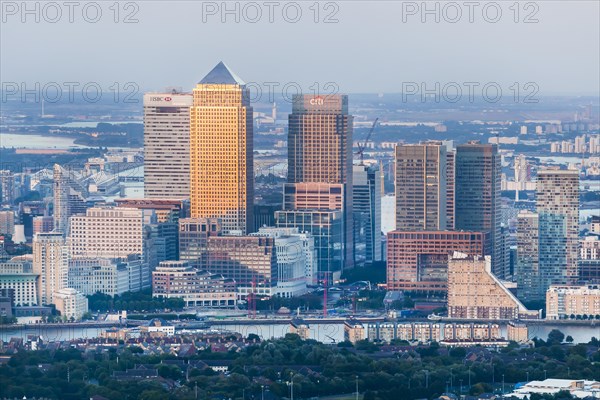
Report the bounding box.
[2,2,598,94]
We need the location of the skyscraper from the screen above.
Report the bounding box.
[33,232,69,305]
[143,92,193,199]
[516,210,541,301]
[455,142,503,278]
[287,94,353,270]
[189,62,253,234]
[353,163,382,265]
[537,169,580,284]
[395,143,447,231]
[53,164,88,235]
[446,147,455,230]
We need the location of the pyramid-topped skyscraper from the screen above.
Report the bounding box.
[189,62,253,234]
[198,61,245,85]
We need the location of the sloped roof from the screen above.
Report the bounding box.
[199,61,245,85]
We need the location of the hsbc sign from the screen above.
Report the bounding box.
[144,93,193,107]
[149,96,172,102]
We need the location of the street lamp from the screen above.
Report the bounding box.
[261,385,265,400]
[502,374,505,394]
[423,370,430,388]
[468,365,472,388]
[526,371,529,382]
[544,370,547,380]
[355,376,359,400]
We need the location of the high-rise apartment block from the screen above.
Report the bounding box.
[287,94,353,271]
[455,142,503,278]
[33,232,69,305]
[536,169,579,283]
[386,231,489,292]
[353,163,382,265]
[143,92,193,199]
[395,143,447,231]
[189,62,253,234]
[515,210,542,301]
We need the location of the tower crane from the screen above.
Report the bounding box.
[356,118,379,164]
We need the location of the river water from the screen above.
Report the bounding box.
[1,322,598,345]
[0,133,86,149]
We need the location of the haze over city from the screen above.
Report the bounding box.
[1,2,600,400]
[1,1,599,94]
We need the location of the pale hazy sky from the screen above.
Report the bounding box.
[1,1,599,96]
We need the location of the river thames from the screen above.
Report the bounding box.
[1,321,598,344]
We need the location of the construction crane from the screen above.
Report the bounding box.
[356,118,379,164]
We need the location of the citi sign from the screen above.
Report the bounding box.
[309,97,324,105]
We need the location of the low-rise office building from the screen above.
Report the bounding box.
[152,261,236,308]
[53,288,88,321]
[0,257,38,306]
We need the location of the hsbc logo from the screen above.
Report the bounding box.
[149,96,172,102]
[309,97,324,105]
[164,97,172,101]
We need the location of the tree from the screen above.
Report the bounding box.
[565,335,574,343]
[547,329,565,345]
[247,333,261,342]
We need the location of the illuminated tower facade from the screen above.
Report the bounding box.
[189,62,254,234]
[287,94,353,271]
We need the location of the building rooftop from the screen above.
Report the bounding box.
[199,61,245,85]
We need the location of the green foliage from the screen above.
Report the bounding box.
[1,333,599,400]
[254,293,322,312]
[547,329,566,345]
[0,315,18,324]
[341,261,387,284]
[87,289,185,313]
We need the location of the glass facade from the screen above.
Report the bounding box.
[275,210,343,278]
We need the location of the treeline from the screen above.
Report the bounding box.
[87,290,184,313]
[1,331,599,400]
